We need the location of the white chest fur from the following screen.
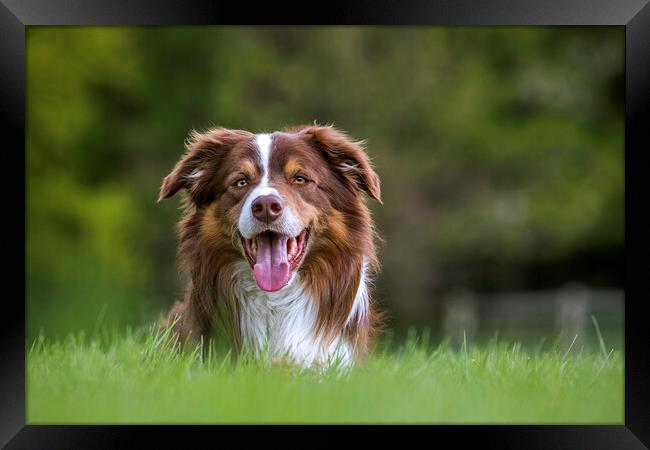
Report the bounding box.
[232,262,359,367]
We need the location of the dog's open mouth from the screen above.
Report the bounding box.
[241,229,309,292]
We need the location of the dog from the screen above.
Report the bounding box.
[158,125,383,367]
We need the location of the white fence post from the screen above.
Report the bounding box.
[443,288,479,349]
[555,282,590,352]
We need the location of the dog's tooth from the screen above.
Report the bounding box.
[288,237,295,256]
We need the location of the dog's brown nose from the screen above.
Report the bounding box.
[252,194,283,223]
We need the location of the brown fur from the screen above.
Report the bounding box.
[159,125,384,361]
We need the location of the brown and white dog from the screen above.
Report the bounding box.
[158,125,382,367]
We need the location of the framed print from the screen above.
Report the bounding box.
[1,0,648,448]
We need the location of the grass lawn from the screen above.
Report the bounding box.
[27,327,623,424]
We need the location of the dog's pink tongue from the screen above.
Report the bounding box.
[253,233,290,292]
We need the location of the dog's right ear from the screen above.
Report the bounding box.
[158,127,252,204]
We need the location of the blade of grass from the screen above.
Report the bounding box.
[591,315,609,361]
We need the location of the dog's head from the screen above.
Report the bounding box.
[159,125,381,293]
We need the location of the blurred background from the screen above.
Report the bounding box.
[27,27,624,351]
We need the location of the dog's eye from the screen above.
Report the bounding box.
[293,176,306,185]
[235,178,248,188]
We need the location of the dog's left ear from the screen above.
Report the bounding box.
[300,125,382,203]
[159,127,252,204]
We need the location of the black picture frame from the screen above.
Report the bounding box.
[1,0,648,448]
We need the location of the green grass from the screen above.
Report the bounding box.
[27,327,623,424]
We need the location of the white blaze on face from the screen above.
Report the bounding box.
[252,133,275,196]
[238,134,278,238]
[238,133,303,239]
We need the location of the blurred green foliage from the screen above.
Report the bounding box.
[27,27,623,339]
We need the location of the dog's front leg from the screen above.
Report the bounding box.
[162,294,212,351]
